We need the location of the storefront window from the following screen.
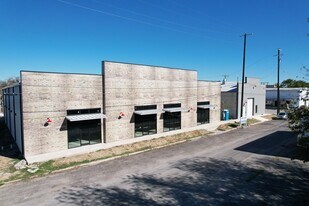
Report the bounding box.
[197,108,210,124]
[197,102,210,124]
[163,103,181,132]
[134,105,157,137]
[67,108,102,148]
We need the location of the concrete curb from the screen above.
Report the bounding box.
[1,117,272,187]
[51,118,271,174]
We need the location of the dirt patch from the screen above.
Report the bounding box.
[261,115,275,121]
[0,129,212,185]
[217,122,239,131]
[247,118,261,125]
[0,117,22,184]
[54,129,211,166]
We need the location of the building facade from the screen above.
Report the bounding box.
[266,87,309,108]
[221,77,266,119]
[2,61,221,162]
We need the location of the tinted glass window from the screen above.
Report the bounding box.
[135,105,157,111]
[197,101,210,106]
[67,108,101,115]
[163,112,181,132]
[135,114,157,137]
[68,119,101,148]
[164,103,181,108]
[197,108,210,124]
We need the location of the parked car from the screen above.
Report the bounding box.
[277,112,288,120]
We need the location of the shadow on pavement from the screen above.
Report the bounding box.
[235,131,298,159]
[56,157,309,205]
[0,117,21,159]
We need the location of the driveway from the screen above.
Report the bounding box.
[0,120,308,205]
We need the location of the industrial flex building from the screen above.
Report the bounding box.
[221,77,266,119]
[2,61,221,162]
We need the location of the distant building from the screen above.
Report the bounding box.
[266,88,309,108]
[221,77,266,119]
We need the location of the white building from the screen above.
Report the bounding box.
[266,88,309,108]
[221,77,266,119]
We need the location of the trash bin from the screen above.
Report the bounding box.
[222,109,229,120]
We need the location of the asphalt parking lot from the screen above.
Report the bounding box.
[0,120,308,205]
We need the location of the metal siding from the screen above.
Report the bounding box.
[14,85,23,152]
[3,89,7,124]
[10,87,15,138]
[5,89,9,126]
[8,88,12,132]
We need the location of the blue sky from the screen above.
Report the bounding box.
[0,0,308,84]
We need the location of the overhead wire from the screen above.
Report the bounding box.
[92,0,237,36]
[56,0,236,42]
[56,0,201,37]
[166,0,244,32]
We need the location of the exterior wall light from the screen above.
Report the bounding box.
[118,112,125,119]
[188,107,193,112]
[44,118,52,127]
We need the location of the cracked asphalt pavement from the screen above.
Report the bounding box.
[0,120,308,205]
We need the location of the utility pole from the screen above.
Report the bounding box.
[274,49,282,115]
[222,74,229,84]
[240,33,252,118]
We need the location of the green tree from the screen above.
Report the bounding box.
[0,77,20,112]
[0,77,20,90]
[280,78,309,88]
[288,106,309,162]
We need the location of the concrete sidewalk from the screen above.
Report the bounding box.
[26,119,238,163]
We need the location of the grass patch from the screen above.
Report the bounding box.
[262,114,275,120]
[217,122,239,131]
[0,129,212,186]
[228,123,239,128]
[247,118,261,125]
[245,169,264,182]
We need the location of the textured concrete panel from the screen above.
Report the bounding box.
[103,62,198,142]
[198,81,221,123]
[21,72,103,158]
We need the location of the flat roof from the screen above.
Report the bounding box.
[198,80,221,83]
[20,70,101,76]
[266,88,308,91]
[1,82,21,90]
[103,60,197,72]
[221,82,238,92]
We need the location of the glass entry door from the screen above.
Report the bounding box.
[197,108,210,124]
[163,112,181,132]
[135,114,157,137]
[68,119,101,148]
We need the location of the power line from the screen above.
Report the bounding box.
[56,0,203,37]
[137,0,238,36]
[56,0,237,43]
[166,0,244,32]
[246,55,273,69]
[91,0,232,35]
